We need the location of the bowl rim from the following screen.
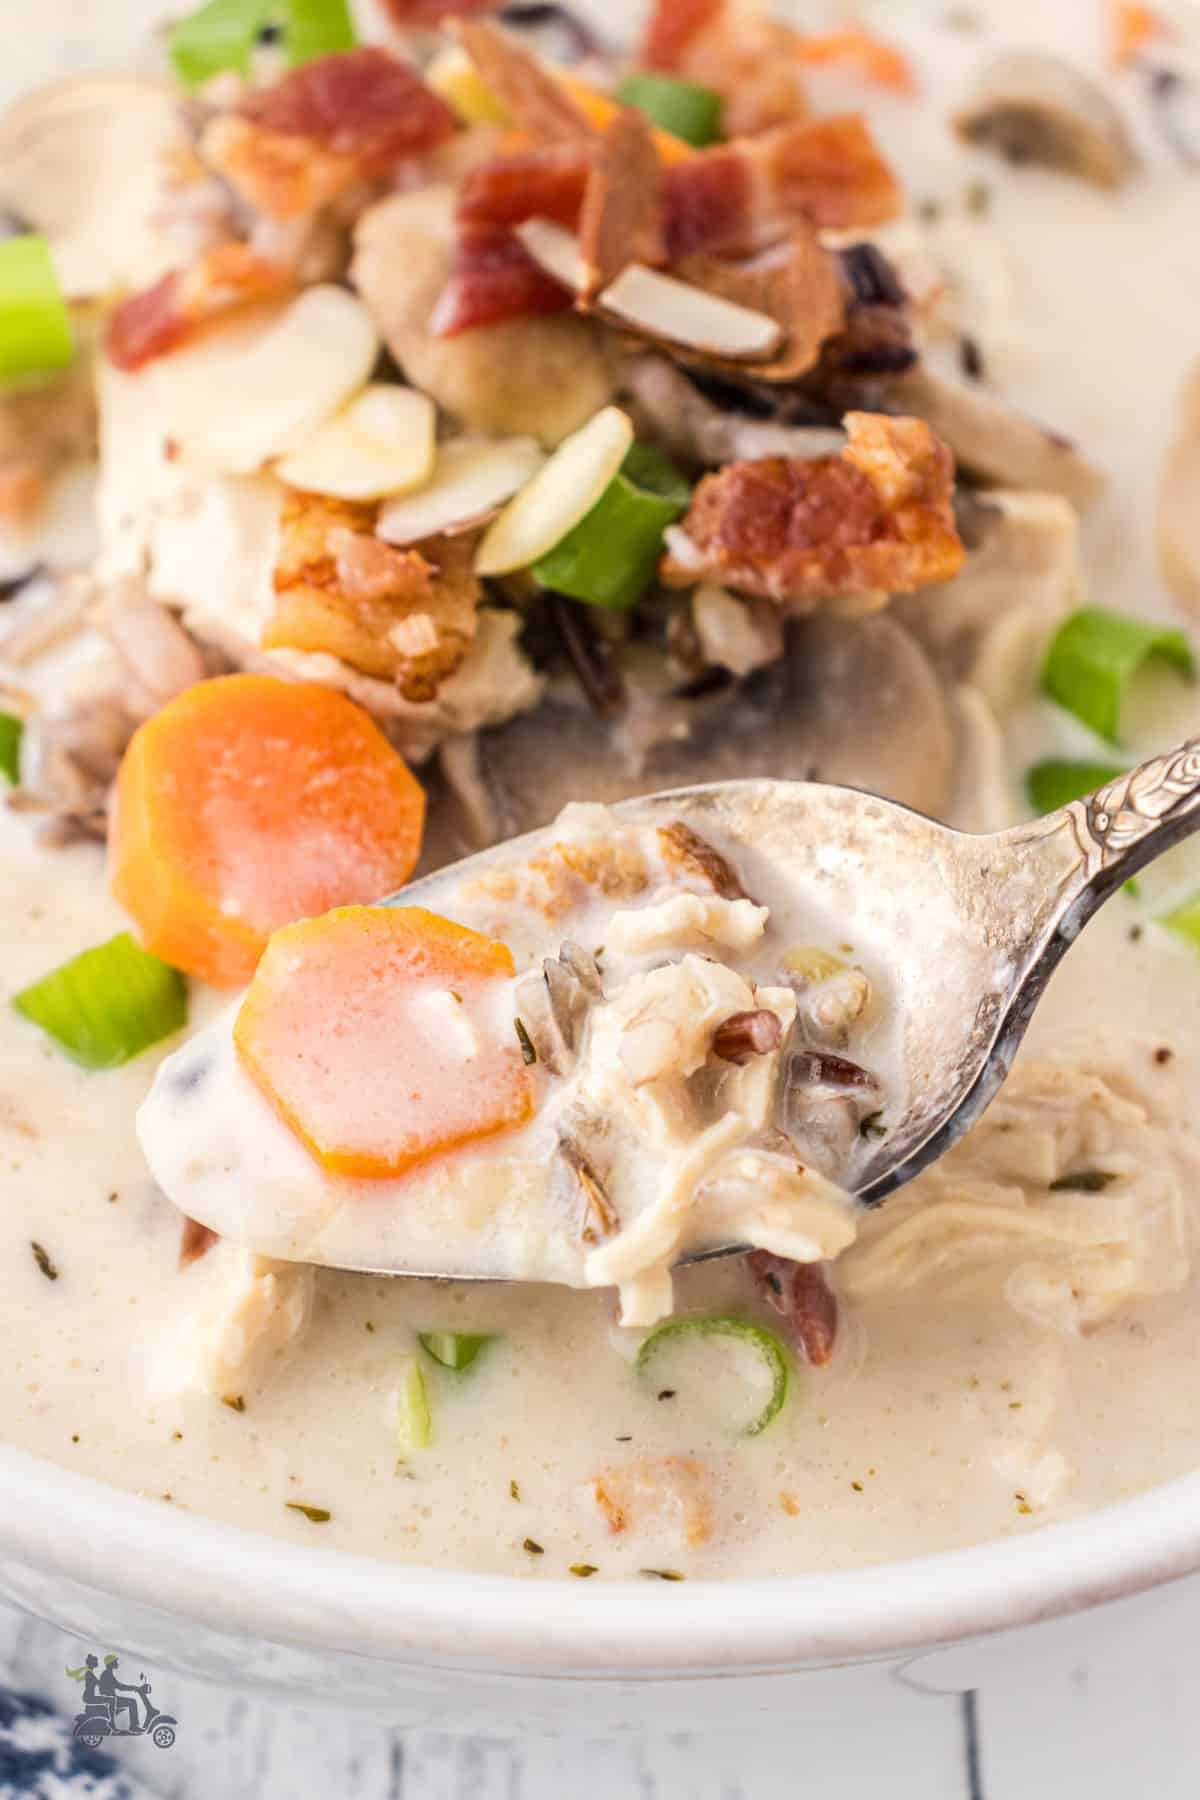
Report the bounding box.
[4,1441,1200,1672]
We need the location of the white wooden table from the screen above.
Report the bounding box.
[6,1586,1200,1799]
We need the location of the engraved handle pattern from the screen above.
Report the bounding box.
[1064,736,1200,880]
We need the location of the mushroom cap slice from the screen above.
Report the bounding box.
[351,187,614,450]
[953,51,1138,190]
[888,364,1104,512]
[477,614,956,840]
[0,75,196,297]
[1158,359,1200,615]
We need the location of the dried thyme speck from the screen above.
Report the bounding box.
[522,1537,545,1556]
[851,1480,864,1492]
[966,179,991,215]
[918,197,942,223]
[107,1191,119,1204]
[71,1434,80,1444]
[570,1563,598,1578]
[514,1017,537,1065]
[222,1394,246,1413]
[615,1434,633,1442]
[30,1242,58,1281]
[1014,1491,1032,1516]
[171,1431,183,1441]
[509,1479,521,1501]
[1155,1046,1174,1066]
[1049,1169,1115,1193]
[364,1321,375,1333]
[449,991,462,1004]
[286,1502,331,1523]
[859,1112,887,1141]
[639,1568,685,1581]
[656,1389,676,1402]
[959,334,985,381]
[1129,924,1144,941]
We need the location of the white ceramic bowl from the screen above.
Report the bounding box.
[5,1439,1200,1732]
[10,0,1200,1740]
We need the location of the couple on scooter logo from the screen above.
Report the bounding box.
[64,1652,179,1751]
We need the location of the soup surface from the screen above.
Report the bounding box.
[2,0,1200,1581]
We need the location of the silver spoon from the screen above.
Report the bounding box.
[146,737,1200,1275]
[391,733,1200,1213]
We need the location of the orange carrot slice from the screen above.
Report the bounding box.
[110,674,425,988]
[793,29,915,94]
[1109,1,1170,67]
[234,905,534,1179]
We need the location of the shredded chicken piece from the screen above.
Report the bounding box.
[843,1046,1200,1336]
[268,490,481,702]
[592,1455,714,1546]
[106,243,295,372]
[92,577,211,718]
[661,412,964,605]
[141,1240,315,1404]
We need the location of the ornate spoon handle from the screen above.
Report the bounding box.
[1063,736,1200,882]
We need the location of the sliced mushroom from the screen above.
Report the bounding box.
[479,612,957,833]
[892,487,1079,681]
[0,75,208,297]
[350,186,614,448]
[953,51,1139,189]
[888,364,1105,511]
[620,354,845,472]
[1158,359,1200,616]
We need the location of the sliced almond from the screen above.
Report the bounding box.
[475,405,633,576]
[275,384,436,502]
[378,437,544,545]
[161,285,380,476]
[598,264,782,361]
[513,218,590,294]
[424,43,513,127]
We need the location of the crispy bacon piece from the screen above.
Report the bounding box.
[663,116,900,260]
[203,49,456,220]
[578,107,665,295]
[431,223,575,336]
[268,491,481,701]
[456,146,592,230]
[661,412,965,605]
[748,1251,838,1366]
[106,244,294,373]
[640,0,809,137]
[455,19,596,144]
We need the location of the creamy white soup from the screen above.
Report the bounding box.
[2,0,1200,1582]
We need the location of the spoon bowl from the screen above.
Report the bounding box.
[143,737,1200,1279]
[382,733,1200,1221]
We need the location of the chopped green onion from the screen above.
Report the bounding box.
[1041,608,1193,747]
[282,0,355,66]
[0,235,74,387]
[635,1314,789,1438]
[1159,891,1200,952]
[614,72,722,147]
[419,1330,494,1372]
[532,443,691,610]
[395,1357,432,1449]
[12,933,187,1071]
[0,712,23,785]
[1026,758,1125,815]
[169,0,354,87]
